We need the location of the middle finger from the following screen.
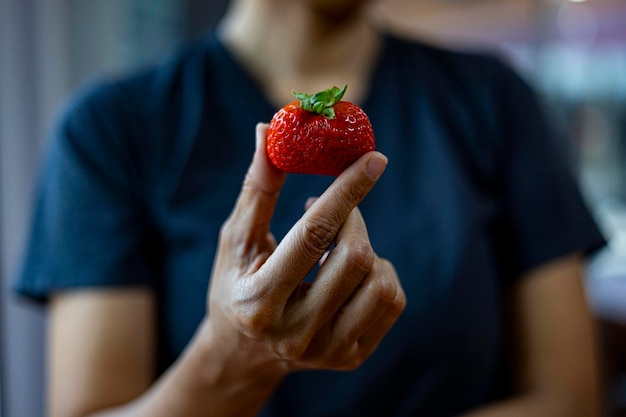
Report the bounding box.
[292,206,374,330]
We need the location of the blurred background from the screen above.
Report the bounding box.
[1,0,625,416]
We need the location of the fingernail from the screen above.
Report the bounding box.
[367,155,387,180]
[255,123,264,149]
[305,197,318,210]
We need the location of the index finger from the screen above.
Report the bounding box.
[259,151,388,296]
[227,123,287,237]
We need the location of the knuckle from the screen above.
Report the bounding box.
[232,297,276,338]
[274,338,308,361]
[370,273,398,303]
[393,286,407,314]
[335,347,366,371]
[344,240,375,275]
[300,214,338,254]
[235,309,274,338]
[373,259,404,310]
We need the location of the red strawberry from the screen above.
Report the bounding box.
[266,85,375,176]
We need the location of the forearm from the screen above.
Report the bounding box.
[457,390,600,417]
[89,319,286,417]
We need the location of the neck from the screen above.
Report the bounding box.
[217,0,383,106]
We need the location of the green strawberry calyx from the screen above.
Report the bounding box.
[292,84,347,119]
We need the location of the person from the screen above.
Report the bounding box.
[16,0,606,416]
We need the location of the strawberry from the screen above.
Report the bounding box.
[266,85,375,176]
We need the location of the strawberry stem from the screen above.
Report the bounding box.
[292,85,347,119]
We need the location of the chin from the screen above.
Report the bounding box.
[303,0,375,20]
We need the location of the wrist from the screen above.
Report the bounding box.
[169,317,288,416]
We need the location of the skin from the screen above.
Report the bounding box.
[216,0,384,105]
[50,126,404,417]
[48,0,602,416]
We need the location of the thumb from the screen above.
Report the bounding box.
[227,123,287,234]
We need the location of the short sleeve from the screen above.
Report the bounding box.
[15,82,158,301]
[494,62,605,276]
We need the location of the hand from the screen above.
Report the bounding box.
[205,123,405,378]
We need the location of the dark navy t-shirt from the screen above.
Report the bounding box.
[17,32,604,416]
